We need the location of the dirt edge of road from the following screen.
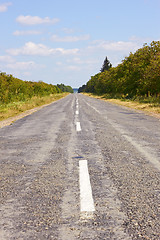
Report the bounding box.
[0,98,64,129]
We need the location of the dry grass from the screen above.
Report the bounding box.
[83,93,160,119]
[0,93,69,121]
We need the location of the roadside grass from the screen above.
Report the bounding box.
[82,93,160,117]
[0,93,69,121]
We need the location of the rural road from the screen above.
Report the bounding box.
[0,93,160,240]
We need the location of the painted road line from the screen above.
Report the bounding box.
[76,122,81,132]
[76,110,79,115]
[79,160,95,214]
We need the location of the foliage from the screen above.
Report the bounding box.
[0,72,62,104]
[57,83,74,93]
[78,84,86,93]
[78,41,160,100]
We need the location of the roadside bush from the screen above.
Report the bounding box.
[0,72,62,104]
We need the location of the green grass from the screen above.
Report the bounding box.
[0,93,69,121]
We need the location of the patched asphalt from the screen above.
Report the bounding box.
[0,94,159,239]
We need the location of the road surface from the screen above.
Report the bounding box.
[0,93,160,240]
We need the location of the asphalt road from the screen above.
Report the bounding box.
[0,93,159,240]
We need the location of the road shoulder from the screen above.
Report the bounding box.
[82,93,160,119]
[0,94,69,129]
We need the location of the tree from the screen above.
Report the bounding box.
[0,72,61,104]
[78,84,86,93]
[57,83,73,93]
[100,56,112,72]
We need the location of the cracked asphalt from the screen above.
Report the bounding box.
[0,94,159,239]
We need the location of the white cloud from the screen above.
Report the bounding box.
[71,57,98,65]
[7,61,37,70]
[0,55,14,62]
[56,62,63,66]
[129,35,153,44]
[55,57,99,73]
[13,30,42,36]
[88,40,140,52]
[0,55,44,71]
[7,42,79,56]
[16,15,60,25]
[0,2,12,12]
[51,34,90,42]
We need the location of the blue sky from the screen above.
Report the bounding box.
[0,0,160,88]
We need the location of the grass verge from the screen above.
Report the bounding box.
[0,93,69,121]
[83,93,160,118]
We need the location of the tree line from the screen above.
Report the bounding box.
[57,84,74,93]
[0,72,73,104]
[78,41,160,99]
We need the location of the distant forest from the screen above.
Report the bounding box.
[78,41,160,100]
[57,84,73,93]
[0,72,73,104]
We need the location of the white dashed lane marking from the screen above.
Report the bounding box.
[75,98,81,130]
[76,99,95,219]
[76,122,81,132]
[79,160,95,214]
